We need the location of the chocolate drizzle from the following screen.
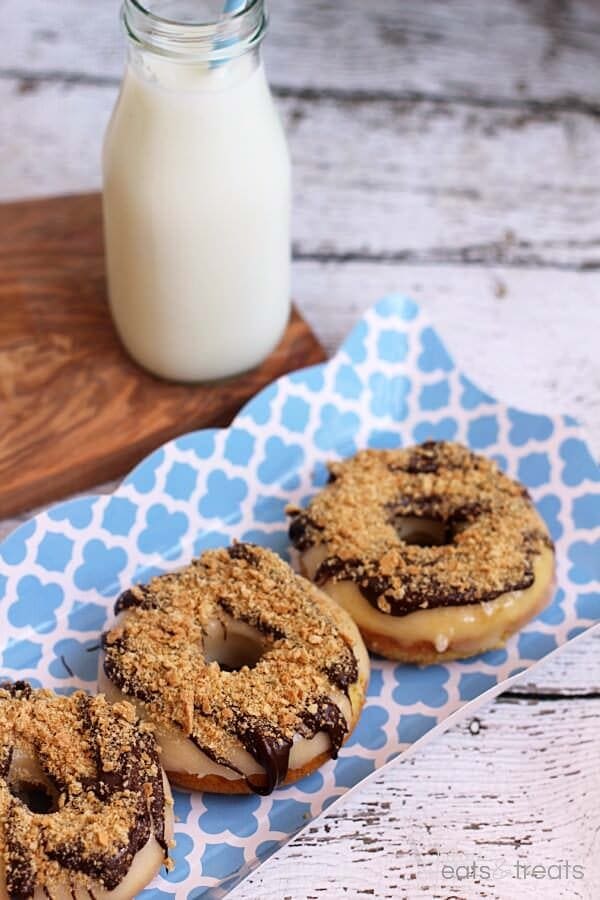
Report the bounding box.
[206,698,348,795]
[288,513,322,551]
[114,585,157,615]
[45,808,151,893]
[393,440,442,474]
[190,711,299,797]
[0,681,32,699]
[315,557,398,612]
[144,735,169,852]
[227,543,259,565]
[235,717,292,795]
[322,650,359,693]
[5,816,36,900]
[315,554,539,616]
[189,730,242,774]
[301,698,348,758]
[100,634,161,705]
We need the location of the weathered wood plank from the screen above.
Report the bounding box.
[231,696,600,899]
[505,632,600,698]
[2,79,600,271]
[5,0,600,107]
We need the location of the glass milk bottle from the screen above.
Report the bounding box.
[103,0,291,381]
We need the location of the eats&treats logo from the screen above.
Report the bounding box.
[438,856,585,883]
[425,846,598,898]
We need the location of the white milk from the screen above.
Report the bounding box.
[103,13,291,382]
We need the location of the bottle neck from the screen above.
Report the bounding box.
[122,0,267,64]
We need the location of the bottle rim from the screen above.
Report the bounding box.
[122,0,267,61]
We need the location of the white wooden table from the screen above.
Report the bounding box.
[2,2,599,897]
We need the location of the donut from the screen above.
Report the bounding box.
[99,544,369,795]
[0,681,173,900]
[288,441,555,663]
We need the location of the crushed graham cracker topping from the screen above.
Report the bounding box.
[0,683,170,897]
[288,441,554,616]
[102,544,360,794]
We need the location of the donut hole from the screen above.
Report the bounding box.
[203,619,266,672]
[8,750,60,814]
[10,780,59,814]
[393,515,449,547]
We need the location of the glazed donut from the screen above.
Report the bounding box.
[0,682,173,900]
[288,441,555,663]
[100,544,369,795]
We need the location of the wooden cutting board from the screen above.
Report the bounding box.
[0,193,326,518]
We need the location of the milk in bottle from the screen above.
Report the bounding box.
[103,0,291,381]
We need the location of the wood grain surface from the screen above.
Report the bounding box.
[0,193,324,517]
[1,2,599,898]
[237,695,600,900]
